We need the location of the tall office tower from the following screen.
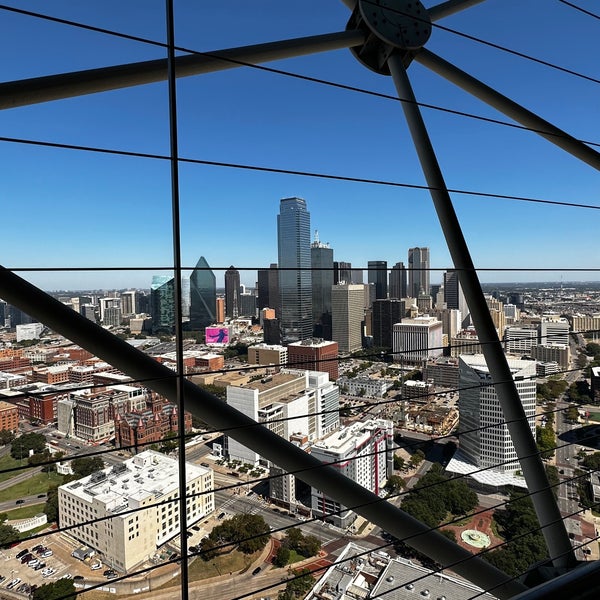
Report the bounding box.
[263,317,280,345]
[288,339,339,381]
[215,297,225,323]
[224,266,241,319]
[99,297,120,323]
[443,270,470,327]
[351,268,364,285]
[333,261,352,285]
[150,275,175,334]
[331,284,365,353]
[104,306,122,328]
[368,260,388,300]
[389,261,407,299]
[372,299,406,349]
[119,291,137,316]
[392,316,443,365]
[189,256,216,330]
[408,247,430,298]
[239,292,257,318]
[455,355,536,483]
[311,233,334,339]
[257,263,280,313]
[277,197,312,344]
[180,277,190,319]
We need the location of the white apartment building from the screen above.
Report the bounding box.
[310,419,394,529]
[504,325,539,354]
[392,316,443,365]
[225,370,339,466]
[449,355,536,488]
[16,322,44,342]
[58,450,213,572]
[336,375,390,399]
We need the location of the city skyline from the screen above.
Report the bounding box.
[1,2,598,293]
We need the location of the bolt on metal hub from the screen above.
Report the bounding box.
[348,0,431,75]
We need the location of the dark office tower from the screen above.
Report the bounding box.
[257,263,280,313]
[389,261,407,299]
[0,301,6,326]
[189,256,216,330]
[351,268,364,285]
[311,233,334,339]
[277,197,312,344]
[408,247,430,297]
[333,261,352,285]
[150,275,175,334]
[443,270,460,310]
[224,266,241,319]
[372,299,406,349]
[368,261,388,300]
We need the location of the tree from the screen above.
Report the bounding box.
[209,513,270,555]
[10,432,47,459]
[33,578,76,600]
[278,568,314,599]
[393,454,405,471]
[565,405,580,423]
[384,475,406,495]
[198,536,218,561]
[71,456,105,478]
[0,522,20,548]
[409,449,425,468]
[273,545,290,567]
[44,485,59,524]
[0,429,15,445]
[158,431,178,454]
[536,425,555,460]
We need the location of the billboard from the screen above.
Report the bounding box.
[205,326,230,345]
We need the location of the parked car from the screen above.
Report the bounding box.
[15,500,24,505]
[32,545,43,553]
[41,550,53,557]
[16,549,29,559]
[34,562,46,571]
[90,563,102,571]
[252,567,261,576]
[106,573,118,580]
[7,578,21,590]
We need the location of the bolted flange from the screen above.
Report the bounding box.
[347,0,432,75]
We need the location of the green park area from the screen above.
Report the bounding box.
[0,471,63,503]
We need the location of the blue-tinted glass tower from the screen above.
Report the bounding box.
[277,197,312,344]
[189,256,216,330]
[150,275,175,334]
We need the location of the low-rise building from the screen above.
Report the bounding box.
[58,450,214,572]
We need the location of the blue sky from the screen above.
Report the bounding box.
[1,0,598,291]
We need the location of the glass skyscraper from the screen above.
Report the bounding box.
[277,197,312,344]
[224,266,241,319]
[408,246,430,298]
[189,256,216,331]
[311,236,333,339]
[150,275,175,334]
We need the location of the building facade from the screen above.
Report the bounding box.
[189,256,216,331]
[287,339,339,382]
[367,261,388,301]
[224,266,241,319]
[277,197,313,344]
[331,284,364,354]
[392,316,443,364]
[150,275,175,335]
[408,247,430,298]
[388,261,407,300]
[58,451,213,572]
[311,236,334,339]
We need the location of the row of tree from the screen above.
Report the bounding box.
[199,513,270,559]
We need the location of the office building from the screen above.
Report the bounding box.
[287,339,339,381]
[99,297,120,323]
[531,343,570,369]
[451,354,536,486]
[189,256,216,330]
[215,297,225,323]
[392,316,443,364]
[225,370,339,465]
[247,343,288,367]
[150,275,175,335]
[263,316,280,345]
[311,234,334,339]
[257,263,279,313]
[333,261,352,285]
[331,284,365,354]
[0,401,19,432]
[408,247,430,297]
[310,419,393,528]
[367,260,388,301]
[58,450,214,572]
[540,314,570,346]
[15,322,44,342]
[372,299,405,349]
[239,292,257,318]
[277,197,312,344]
[389,261,407,299]
[224,266,241,319]
[504,325,539,354]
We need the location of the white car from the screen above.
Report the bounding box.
[91,563,102,570]
[7,578,21,590]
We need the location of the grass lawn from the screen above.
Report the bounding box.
[0,471,63,502]
[287,549,306,565]
[0,453,27,483]
[6,504,46,520]
[587,413,600,422]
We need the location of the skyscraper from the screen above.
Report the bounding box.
[408,247,430,298]
[311,233,334,339]
[443,270,470,327]
[277,197,312,344]
[368,260,388,300]
[224,266,241,319]
[456,355,536,481]
[332,284,364,353]
[150,275,175,334]
[257,263,280,313]
[372,299,405,349]
[389,261,407,299]
[189,256,216,331]
[333,261,352,285]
